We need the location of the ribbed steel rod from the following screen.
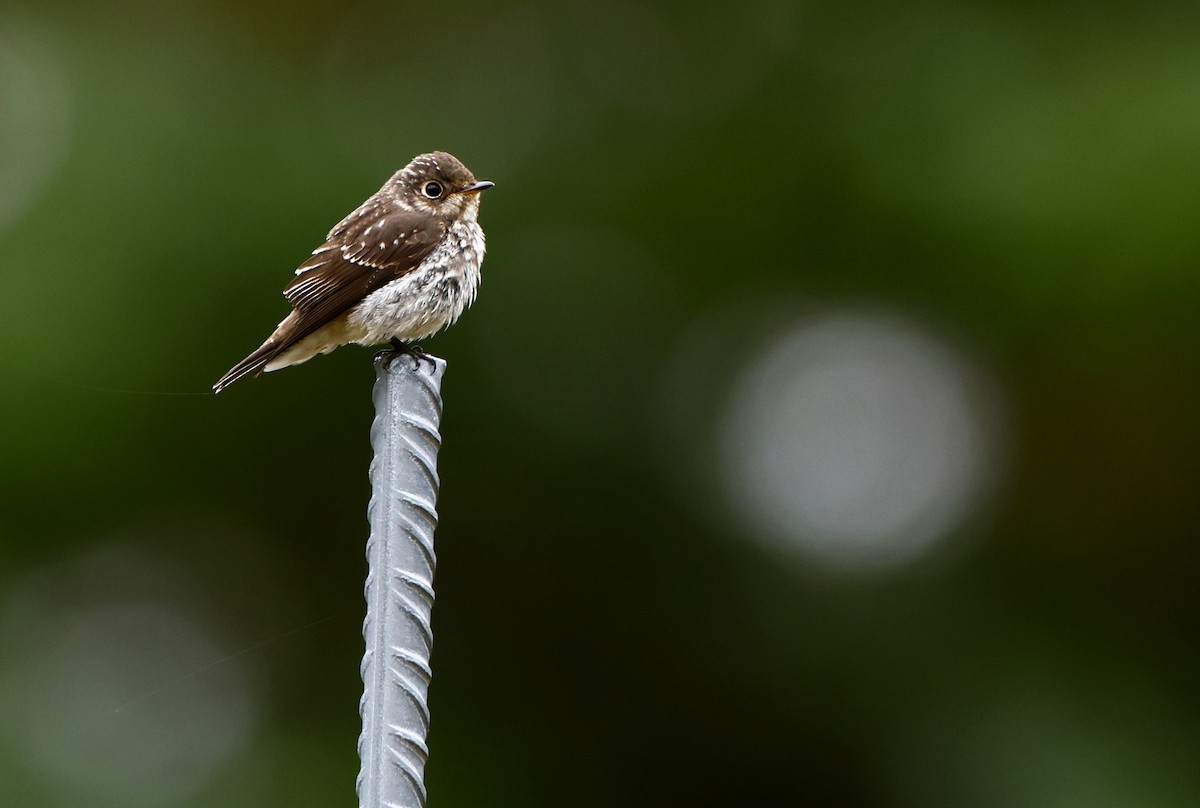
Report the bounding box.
[357,354,446,808]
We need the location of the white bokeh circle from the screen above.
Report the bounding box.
[718,310,1000,571]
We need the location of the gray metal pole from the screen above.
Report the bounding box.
[357,354,446,808]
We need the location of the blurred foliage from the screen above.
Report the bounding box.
[1,1,1198,806]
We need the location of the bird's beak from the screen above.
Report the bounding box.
[456,180,494,195]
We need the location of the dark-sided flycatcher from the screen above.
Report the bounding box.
[213,151,492,393]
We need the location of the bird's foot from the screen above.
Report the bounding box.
[375,338,435,371]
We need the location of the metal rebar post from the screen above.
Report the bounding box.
[357,354,446,808]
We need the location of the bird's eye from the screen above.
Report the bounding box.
[422,181,444,199]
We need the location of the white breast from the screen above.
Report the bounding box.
[348,218,486,345]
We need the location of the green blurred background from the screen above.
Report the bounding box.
[2,1,1199,806]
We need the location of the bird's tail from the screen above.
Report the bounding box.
[212,337,281,393]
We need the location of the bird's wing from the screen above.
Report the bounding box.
[280,200,444,343]
[211,199,444,393]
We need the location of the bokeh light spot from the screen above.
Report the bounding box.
[0,15,71,233]
[0,546,259,806]
[717,310,1001,571]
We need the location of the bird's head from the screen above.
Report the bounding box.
[393,151,493,222]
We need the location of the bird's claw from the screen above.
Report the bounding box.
[376,338,435,371]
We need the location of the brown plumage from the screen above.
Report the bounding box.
[214,152,491,393]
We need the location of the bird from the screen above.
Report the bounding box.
[213,151,493,393]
